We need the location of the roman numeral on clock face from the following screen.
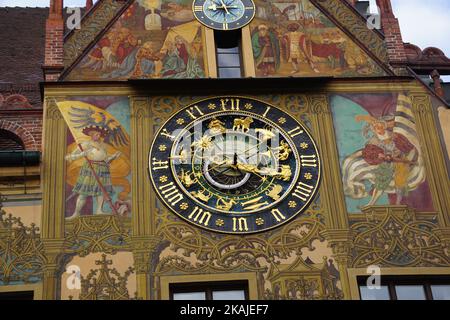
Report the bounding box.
[223,22,229,30]
[221,98,240,111]
[186,105,204,120]
[188,206,212,226]
[194,5,203,11]
[262,106,271,117]
[292,182,314,202]
[233,217,248,232]
[288,126,304,138]
[271,209,286,222]
[158,182,184,206]
[160,128,175,140]
[300,154,317,167]
[152,158,168,170]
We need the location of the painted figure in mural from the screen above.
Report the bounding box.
[252,24,280,76]
[161,37,188,76]
[81,25,138,72]
[341,95,426,208]
[65,127,121,219]
[356,114,417,205]
[282,23,306,74]
[63,106,130,219]
[160,36,205,78]
[131,41,162,78]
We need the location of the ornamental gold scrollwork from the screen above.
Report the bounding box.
[0,198,46,285]
[350,206,450,267]
[153,196,341,299]
[64,216,131,257]
[264,256,343,300]
[410,94,431,115]
[70,254,139,300]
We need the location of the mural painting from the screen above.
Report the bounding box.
[249,0,385,77]
[58,97,131,219]
[67,0,207,80]
[331,93,435,212]
[432,95,450,177]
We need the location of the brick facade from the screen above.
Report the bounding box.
[376,0,407,64]
[0,112,42,151]
[43,0,64,81]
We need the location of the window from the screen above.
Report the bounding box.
[0,129,24,151]
[358,276,450,300]
[0,291,34,300]
[170,280,248,300]
[215,30,242,78]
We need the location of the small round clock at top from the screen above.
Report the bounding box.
[192,0,256,31]
[149,97,321,234]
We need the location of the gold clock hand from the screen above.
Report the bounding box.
[219,0,230,14]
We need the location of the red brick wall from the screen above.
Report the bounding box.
[0,112,43,151]
[43,0,64,81]
[376,0,407,64]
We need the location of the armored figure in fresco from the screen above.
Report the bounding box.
[61,105,130,219]
[282,23,307,74]
[65,126,121,219]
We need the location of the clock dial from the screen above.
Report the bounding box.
[150,97,321,234]
[193,0,255,30]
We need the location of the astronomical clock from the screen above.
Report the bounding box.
[149,97,321,234]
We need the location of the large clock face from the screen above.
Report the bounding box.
[149,97,320,234]
[192,0,256,30]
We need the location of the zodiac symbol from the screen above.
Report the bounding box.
[265,184,283,201]
[179,169,198,188]
[216,197,237,211]
[241,196,269,210]
[273,140,292,161]
[190,189,212,202]
[233,117,253,132]
[276,165,292,181]
[208,117,226,134]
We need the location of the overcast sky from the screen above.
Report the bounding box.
[1,0,449,61]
